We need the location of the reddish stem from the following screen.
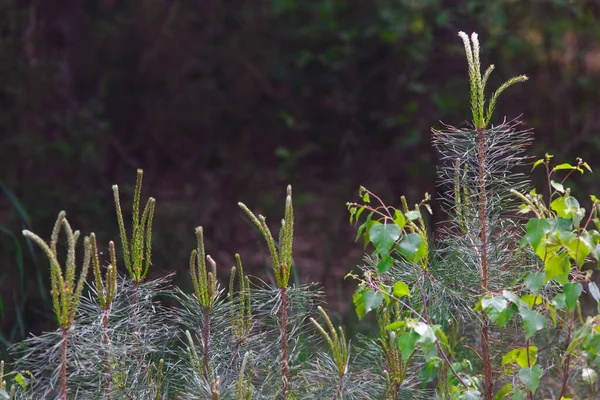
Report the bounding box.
[280,285,289,399]
[559,314,575,398]
[202,307,211,381]
[477,129,493,400]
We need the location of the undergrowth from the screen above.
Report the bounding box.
[1,31,599,400]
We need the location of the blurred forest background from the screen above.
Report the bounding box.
[2,0,600,357]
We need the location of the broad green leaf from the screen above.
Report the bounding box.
[501,346,538,368]
[398,331,419,360]
[589,282,600,303]
[496,306,515,328]
[393,209,406,230]
[418,358,438,384]
[495,383,512,400]
[414,322,436,345]
[565,236,590,267]
[406,210,421,221]
[564,282,583,312]
[524,272,545,295]
[522,218,551,250]
[396,233,424,263]
[544,252,570,284]
[550,196,581,219]
[511,389,527,400]
[414,322,437,360]
[362,192,370,203]
[518,365,542,394]
[393,281,411,298]
[369,223,401,257]
[386,321,404,331]
[502,290,528,313]
[552,293,567,310]
[551,180,565,193]
[547,217,574,233]
[482,295,508,323]
[521,294,543,308]
[520,309,546,339]
[377,254,394,273]
[353,286,384,319]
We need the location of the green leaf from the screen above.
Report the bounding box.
[414,322,437,360]
[406,210,421,221]
[14,372,27,390]
[532,159,544,170]
[524,272,545,295]
[589,282,600,303]
[496,306,515,328]
[502,290,528,313]
[518,365,542,394]
[522,218,551,250]
[495,384,512,400]
[386,321,405,331]
[520,309,546,339]
[511,389,527,400]
[501,346,538,368]
[565,236,590,266]
[355,212,375,246]
[353,286,384,319]
[354,206,365,225]
[414,322,436,345]
[553,163,576,172]
[552,293,567,310]
[376,254,394,273]
[418,358,438,384]
[393,281,411,298]
[564,282,583,312]
[520,294,542,308]
[550,196,581,219]
[398,331,419,360]
[393,209,406,230]
[349,207,356,224]
[369,223,401,257]
[396,233,425,263]
[362,192,370,203]
[544,252,570,284]
[551,180,565,193]
[482,295,508,323]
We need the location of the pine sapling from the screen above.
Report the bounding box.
[238,185,294,399]
[22,212,91,399]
